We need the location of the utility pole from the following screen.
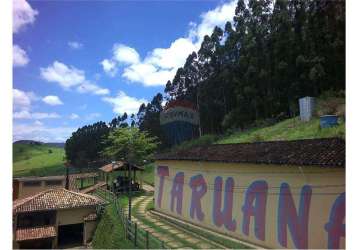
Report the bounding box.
[128,128,134,222]
[196,85,202,137]
[181,76,202,137]
[65,162,69,190]
[128,162,132,221]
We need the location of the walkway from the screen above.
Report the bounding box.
[123,195,226,249]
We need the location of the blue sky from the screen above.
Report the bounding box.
[13,0,237,142]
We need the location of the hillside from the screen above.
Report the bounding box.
[13,144,65,177]
[217,117,345,144]
[171,116,345,151]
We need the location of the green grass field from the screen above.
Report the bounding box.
[217,116,345,144]
[170,116,345,151]
[141,163,155,186]
[13,144,66,177]
[92,203,135,249]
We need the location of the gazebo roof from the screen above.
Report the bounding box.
[99,161,144,173]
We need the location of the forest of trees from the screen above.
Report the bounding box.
[65,0,345,163]
[139,0,345,136]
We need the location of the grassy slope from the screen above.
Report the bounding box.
[141,163,155,186]
[217,117,345,144]
[13,144,65,177]
[92,203,134,249]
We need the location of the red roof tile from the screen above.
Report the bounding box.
[156,138,345,167]
[13,188,105,214]
[16,226,56,241]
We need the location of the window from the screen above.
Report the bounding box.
[22,181,41,187]
[45,180,63,186]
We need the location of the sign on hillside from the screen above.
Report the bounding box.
[160,100,199,146]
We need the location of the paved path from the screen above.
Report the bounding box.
[123,195,226,249]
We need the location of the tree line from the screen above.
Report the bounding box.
[140,0,345,137]
[65,0,345,164]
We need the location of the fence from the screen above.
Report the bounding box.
[95,187,167,249]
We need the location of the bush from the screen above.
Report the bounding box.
[48,149,53,154]
[315,97,345,117]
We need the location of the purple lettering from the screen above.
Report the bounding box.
[189,174,207,221]
[156,166,169,208]
[325,192,345,249]
[242,180,268,241]
[170,172,184,214]
[213,176,237,231]
[277,183,312,249]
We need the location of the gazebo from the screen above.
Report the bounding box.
[99,161,144,193]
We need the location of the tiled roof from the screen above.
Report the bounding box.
[84,213,98,222]
[156,138,345,167]
[100,161,125,172]
[13,188,105,214]
[14,175,65,182]
[100,161,144,173]
[16,226,56,241]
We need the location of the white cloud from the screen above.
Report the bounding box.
[122,63,177,87]
[13,0,38,34]
[101,59,117,76]
[13,122,75,142]
[147,38,196,69]
[76,82,109,95]
[42,95,63,106]
[113,44,140,65]
[40,61,85,88]
[101,0,236,86]
[13,110,61,120]
[13,44,30,67]
[41,61,110,95]
[102,91,148,115]
[13,88,37,111]
[190,0,236,45]
[34,120,43,126]
[69,113,79,119]
[68,41,83,49]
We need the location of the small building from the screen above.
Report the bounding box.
[13,188,105,249]
[154,138,345,249]
[99,161,144,193]
[13,176,65,200]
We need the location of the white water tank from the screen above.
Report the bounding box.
[299,96,315,122]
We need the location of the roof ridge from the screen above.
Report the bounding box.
[62,188,104,202]
[210,137,344,146]
[13,189,55,210]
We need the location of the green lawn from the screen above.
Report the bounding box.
[92,203,134,249]
[141,163,155,186]
[13,144,66,177]
[217,117,345,144]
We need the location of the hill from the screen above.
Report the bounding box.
[13,144,66,177]
[171,116,345,151]
[13,140,42,145]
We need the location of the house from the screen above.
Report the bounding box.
[13,188,105,249]
[154,138,345,249]
[13,176,65,200]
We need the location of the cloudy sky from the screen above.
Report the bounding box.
[13,0,236,142]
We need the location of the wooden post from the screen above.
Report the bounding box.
[146,230,149,249]
[134,222,137,246]
[128,163,132,221]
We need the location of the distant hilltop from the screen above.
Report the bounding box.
[13,140,65,148]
